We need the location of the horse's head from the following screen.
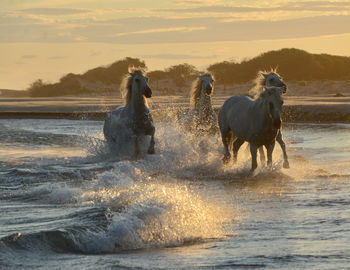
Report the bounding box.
[200,73,215,96]
[262,71,287,93]
[190,73,214,109]
[130,69,152,98]
[261,87,284,129]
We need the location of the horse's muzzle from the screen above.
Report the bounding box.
[145,87,152,98]
[274,118,282,129]
[206,85,212,95]
[280,84,287,93]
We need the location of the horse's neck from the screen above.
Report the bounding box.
[197,91,213,115]
[128,92,148,121]
[251,98,272,130]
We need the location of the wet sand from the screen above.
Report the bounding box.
[0,95,349,122]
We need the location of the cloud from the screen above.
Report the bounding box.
[21,55,37,59]
[173,0,221,6]
[1,7,350,44]
[157,6,264,13]
[157,1,350,14]
[48,56,66,60]
[115,26,206,37]
[89,50,101,56]
[20,8,91,15]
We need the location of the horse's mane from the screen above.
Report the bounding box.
[249,68,280,98]
[190,73,214,108]
[120,67,147,106]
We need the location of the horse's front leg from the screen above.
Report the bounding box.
[250,143,258,171]
[147,125,155,154]
[265,141,276,169]
[277,131,289,168]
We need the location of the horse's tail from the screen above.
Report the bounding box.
[103,113,112,141]
[218,102,233,150]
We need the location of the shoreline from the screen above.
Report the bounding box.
[1,105,349,123]
[0,95,349,123]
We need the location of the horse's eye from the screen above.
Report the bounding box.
[269,78,274,82]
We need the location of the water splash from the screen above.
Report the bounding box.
[78,180,233,253]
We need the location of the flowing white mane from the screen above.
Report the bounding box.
[190,73,214,109]
[120,67,147,105]
[249,68,282,97]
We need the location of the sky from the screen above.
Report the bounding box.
[1,0,350,89]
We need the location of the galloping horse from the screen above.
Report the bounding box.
[250,70,289,168]
[103,68,155,157]
[218,87,285,171]
[187,73,217,134]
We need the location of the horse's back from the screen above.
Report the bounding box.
[219,96,254,138]
[219,96,252,121]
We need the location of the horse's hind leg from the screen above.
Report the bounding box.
[277,131,289,168]
[265,142,276,169]
[133,135,141,158]
[233,138,244,164]
[221,127,232,164]
[147,125,155,154]
[258,147,266,165]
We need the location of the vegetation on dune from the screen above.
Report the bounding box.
[208,48,350,84]
[26,48,350,97]
[28,57,146,97]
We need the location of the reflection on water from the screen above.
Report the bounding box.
[0,119,349,269]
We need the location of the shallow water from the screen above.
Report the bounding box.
[0,119,349,269]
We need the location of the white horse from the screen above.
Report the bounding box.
[250,70,289,169]
[186,73,217,134]
[218,87,285,171]
[103,68,155,157]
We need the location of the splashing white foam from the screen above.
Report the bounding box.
[79,180,232,253]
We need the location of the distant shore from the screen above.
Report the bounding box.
[0,95,349,123]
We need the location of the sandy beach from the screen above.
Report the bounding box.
[0,94,349,123]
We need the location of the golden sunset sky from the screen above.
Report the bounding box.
[1,0,350,89]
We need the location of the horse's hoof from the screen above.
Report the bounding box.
[132,150,141,159]
[148,148,155,154]
[222,155,231,165]
[251,163,258,171]
[283,161,290,169]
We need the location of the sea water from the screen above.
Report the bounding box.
[0,119,349,269]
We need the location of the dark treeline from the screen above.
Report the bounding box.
[28,48,350,97]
